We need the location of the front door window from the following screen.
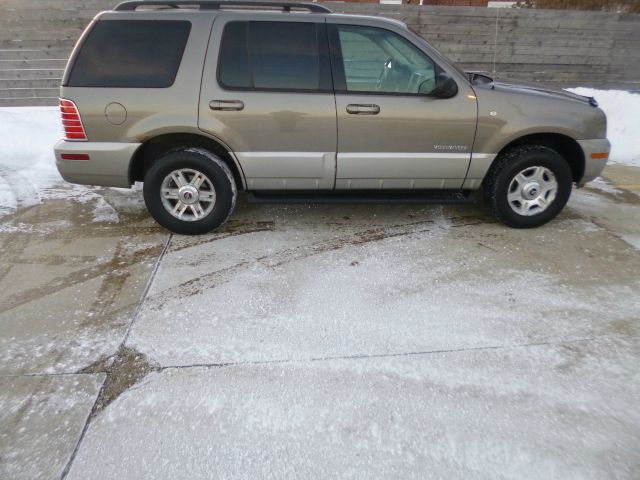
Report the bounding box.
[336,25,438,95]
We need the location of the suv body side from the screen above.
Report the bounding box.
[54,9,609,192]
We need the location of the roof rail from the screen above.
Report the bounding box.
[114,1,332,13]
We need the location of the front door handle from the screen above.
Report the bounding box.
[346,104,380,115]
[209,100,244,111]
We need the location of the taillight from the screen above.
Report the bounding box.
[59,98,87,141]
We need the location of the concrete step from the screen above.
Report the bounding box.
[1,0,115,10]
[450,52,618,66]
[461,61,609,74]
[0,49,72,61]
[0,87,60,99]
[0,69,65,80]
[0,30,83,43]
[440,43,633,57]
[415,15,640,32]
[0,78,61,89]
[1,10,100,22]
[2,18,91,29]
[0,38,77,49]
[0,97,58,107]
[0,59,68,69]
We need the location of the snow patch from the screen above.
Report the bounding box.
[588,176,624,195]
[0,107,62,207]
[0,107,119,219]
[91,196,119,223]
[566,88,640,168]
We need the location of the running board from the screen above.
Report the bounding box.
[245,189,478,204]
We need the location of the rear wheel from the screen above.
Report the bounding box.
[143,148,236,235]
[484,145,573,228]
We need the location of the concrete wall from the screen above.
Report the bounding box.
[1,0,639,106]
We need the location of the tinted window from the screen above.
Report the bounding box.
[218,22,251,89]
[336,25,436,95]
[68,20,191,88]
[218,21,328,91]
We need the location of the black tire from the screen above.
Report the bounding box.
[143,148,237,235]
[484,145,573,228]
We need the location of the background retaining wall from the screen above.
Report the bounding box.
[1,0,639,106]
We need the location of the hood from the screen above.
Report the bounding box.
[486,78,599,107]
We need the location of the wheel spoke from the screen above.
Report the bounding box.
[191,172,205,189]
[514,172,528,185]
[172,201,187,217]
[162,188,180,199]
[508,190,522,202]
[190,203,205,219]
[536,196,547,209]
[531,166,545,182]
[171,171,188,187]
[199,191,215,202]
[541,180,557,193]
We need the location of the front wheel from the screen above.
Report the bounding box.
[484,145,573,228]
[143,148,237,235]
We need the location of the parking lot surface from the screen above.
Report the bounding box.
[1,164,639,479]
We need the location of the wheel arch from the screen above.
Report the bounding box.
[129,132,246,189]
[485,133,585,184]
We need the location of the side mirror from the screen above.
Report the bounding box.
[430,72,458,99]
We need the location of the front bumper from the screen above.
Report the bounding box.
[576,138,611,187]
[54,140,141,188]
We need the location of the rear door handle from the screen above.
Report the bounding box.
[209,100,244,111]
[346,104,380,115]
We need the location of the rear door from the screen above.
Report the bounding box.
[327,20,478,189]
[199,14,337,190]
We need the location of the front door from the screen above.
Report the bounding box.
[327,21,478,189]
[199,15,336,190]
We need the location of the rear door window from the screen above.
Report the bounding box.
[67,20,191,88]
[218,21,331,92]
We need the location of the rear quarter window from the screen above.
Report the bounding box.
[67,20,191,88]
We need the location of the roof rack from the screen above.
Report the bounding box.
[114,1,332,13]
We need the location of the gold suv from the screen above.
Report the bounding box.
[54,1,610,234]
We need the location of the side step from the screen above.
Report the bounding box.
[245,189,478,204]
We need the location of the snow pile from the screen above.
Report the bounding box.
[567,88,640,167]
[0,107,124,221]
[0,107,61,216]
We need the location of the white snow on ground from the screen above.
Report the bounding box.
[129,215,640,366]
[0,374,104,480]
[0,107,121,222]
[66,337,640,480]
[0,107,60,216]
[567,88,640,167]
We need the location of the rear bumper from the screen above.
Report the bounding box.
[54,140,141,188]
[576,138,611,187]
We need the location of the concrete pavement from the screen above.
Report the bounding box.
[1,165,639,479]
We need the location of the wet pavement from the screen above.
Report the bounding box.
[1,165,639,479]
